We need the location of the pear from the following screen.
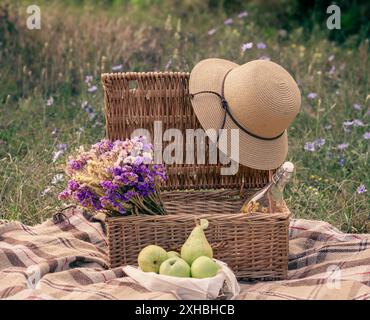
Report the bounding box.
[181,219,213,265]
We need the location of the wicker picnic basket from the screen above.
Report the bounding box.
[101,71,290,280]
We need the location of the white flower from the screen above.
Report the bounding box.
[51,174,64,184]
[88,86,97,93]
[41,186,52,197]
[52,150,64,163]
[46,96,54,106]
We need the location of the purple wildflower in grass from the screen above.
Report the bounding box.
[224,18,233,25]
[356,184,367,194]
[353,103,362,111]
[307,92,317,100]
[112,64,123,72]
[46,96,54,106]
[241,42,253,52]
[363,132,370,140]
[338,158,346,166]
[238,11,248,18]
[257,42,267,49]
[85,75,93,83]
[343,120,354,127]
[87,85,97,93]
[314,138,326,147]
[328,65,336,75]
[207,28,217,36]
[337,143,349,151]
[353,119,364,127]
[304,142,315,152]
[56,143,68,151]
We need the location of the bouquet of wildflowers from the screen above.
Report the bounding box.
[59,137,167,216]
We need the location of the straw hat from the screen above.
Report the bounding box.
[189,58,301,170]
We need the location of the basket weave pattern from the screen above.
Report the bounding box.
[101,72,290,280]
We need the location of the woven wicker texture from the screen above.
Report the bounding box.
[101,72,290,280]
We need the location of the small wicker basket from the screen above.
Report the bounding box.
[101,72,290,280]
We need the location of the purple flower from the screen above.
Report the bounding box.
[112,64,123,71]
[343,120,354,127]
[224,18,233,25]
[307,92,317,100]
[353,119,364,127]
[58,190,70,200]
[68,159,85,171]
[353,103,362,111]
[256,42,266,49]
[207,28,217,36]
[85,75,93,83]
[56,143,68,151]
[241,42,253,52]
[363,132,370,140]
[314,138,326,147]
[356,184,367,194]
[304,142,315,152]
[337,143,349,151]
[73,186,101,210]
[87,85,97,93]
[238,11,248,19]
[338,158,346,166]
[92,139,114,154]
[328,65,336,75]
[68,180,80,191]
[101,180,119,191]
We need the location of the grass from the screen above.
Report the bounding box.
[0,1,369,231]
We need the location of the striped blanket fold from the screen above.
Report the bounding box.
[0,208,369,300]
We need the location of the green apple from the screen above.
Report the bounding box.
[167,251,180,258]
[159,257,191,278]
[138,245,168,273]
[190,256,220,278]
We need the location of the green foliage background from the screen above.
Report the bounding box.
[0,0,369,231]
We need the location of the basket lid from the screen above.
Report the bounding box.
[101,72,270,190]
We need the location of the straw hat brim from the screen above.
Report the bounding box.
[189,58,288,170]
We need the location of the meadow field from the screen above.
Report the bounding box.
[0,0,369,232]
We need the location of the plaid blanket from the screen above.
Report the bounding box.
[0,208,369,300]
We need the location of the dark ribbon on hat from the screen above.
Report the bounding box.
[189,69,285,142]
